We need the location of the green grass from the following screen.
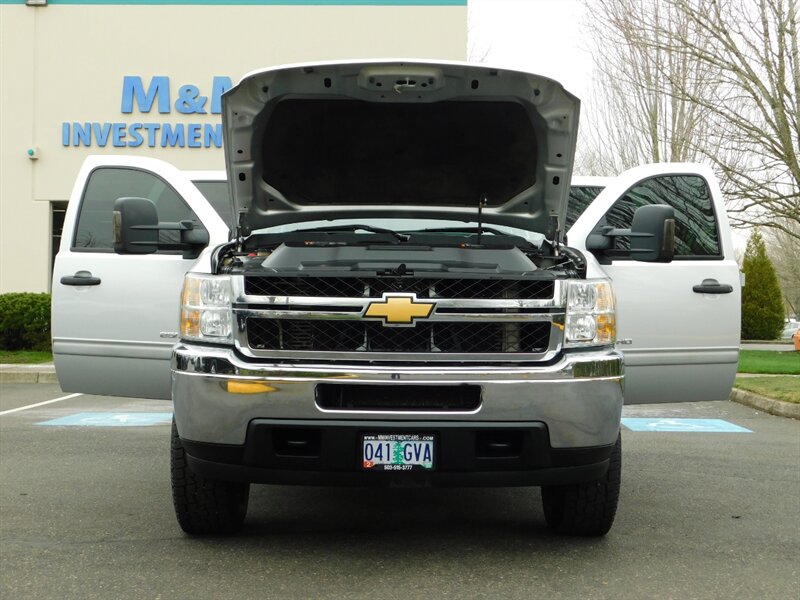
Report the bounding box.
[738,350,800,374]
[734,376,800,404]
[0,350,53,364]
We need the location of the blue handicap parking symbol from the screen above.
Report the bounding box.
[37,412,173,427]
[621,418,752,433]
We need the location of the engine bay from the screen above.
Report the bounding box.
[214,226,586,280]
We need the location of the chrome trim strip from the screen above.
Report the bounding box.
[230,277,566,307]
[178,369,624,385]
[234,296,564,309]
[234,308,563,322]
[234,349,562,362]
[173,344,623,382]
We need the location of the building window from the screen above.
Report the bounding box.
[51,201,67,286]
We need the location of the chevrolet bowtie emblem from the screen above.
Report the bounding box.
[364,294,435,326]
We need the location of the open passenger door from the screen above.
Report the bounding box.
[569,164,741,404]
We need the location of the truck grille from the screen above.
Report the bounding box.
[244,276,555,300]
[247,319,551,354]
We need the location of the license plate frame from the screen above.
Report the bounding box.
[361,433,435,471]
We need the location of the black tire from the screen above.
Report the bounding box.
[541,433,621,536]
[170,420,250,535]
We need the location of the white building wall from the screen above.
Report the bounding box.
[0,1,467,292]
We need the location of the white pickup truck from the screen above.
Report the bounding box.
[52,61,741,536]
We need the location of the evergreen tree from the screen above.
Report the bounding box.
[392,442,405,465]
[741,230,785,340]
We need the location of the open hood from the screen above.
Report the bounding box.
[223,60,580,239]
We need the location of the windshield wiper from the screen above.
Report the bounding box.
[408,227,540,251]
[411,226,509,236]
[298,224,409,242]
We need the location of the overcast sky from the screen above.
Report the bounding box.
[468,0,594,102]
[468,1,750,252]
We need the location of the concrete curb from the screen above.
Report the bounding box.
[730,388,800,420]
[0,364,58,385]
[0,372,59,384]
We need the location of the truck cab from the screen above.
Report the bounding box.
[52,61,740,536]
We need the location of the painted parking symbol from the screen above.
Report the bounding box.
[37,412,173,427]
[621,418,752,433]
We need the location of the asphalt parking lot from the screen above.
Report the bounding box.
[1,384,798,599]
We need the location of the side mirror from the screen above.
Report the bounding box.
[113,197,210,258]
[179,220,210,250]
[113,197,158,254]
[585,204,675,263]
[630,204,675,262]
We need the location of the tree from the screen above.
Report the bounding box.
[467,2,491,63]
[392,442,405,465]
[577,0,717,175]
[741,230,785,339]
[579,0,800,241]
[765,218,800,317]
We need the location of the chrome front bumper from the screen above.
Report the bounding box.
[172,344,623,448]
[171,345,623,449]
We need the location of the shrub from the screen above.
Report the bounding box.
[0,293,52,351]
[741,231,785,340]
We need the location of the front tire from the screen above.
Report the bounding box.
[170,420,250,534]
[541,433,621,536]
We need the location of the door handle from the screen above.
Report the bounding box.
[60,270,101,286]
[693,278,733,294]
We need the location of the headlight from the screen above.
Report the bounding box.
[564,279,615,347]
[180,273,233,343]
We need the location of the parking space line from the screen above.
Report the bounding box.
[0,393,83,417]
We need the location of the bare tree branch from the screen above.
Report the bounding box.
[578,0,800,240]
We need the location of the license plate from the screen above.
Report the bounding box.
[362,434,434,471]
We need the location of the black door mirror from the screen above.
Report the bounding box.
[586,204,675,262]
[113,197,210,258]
[113,197,158,254]
[630,204,675,262]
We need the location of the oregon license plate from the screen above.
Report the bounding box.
[362,434,434,471]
